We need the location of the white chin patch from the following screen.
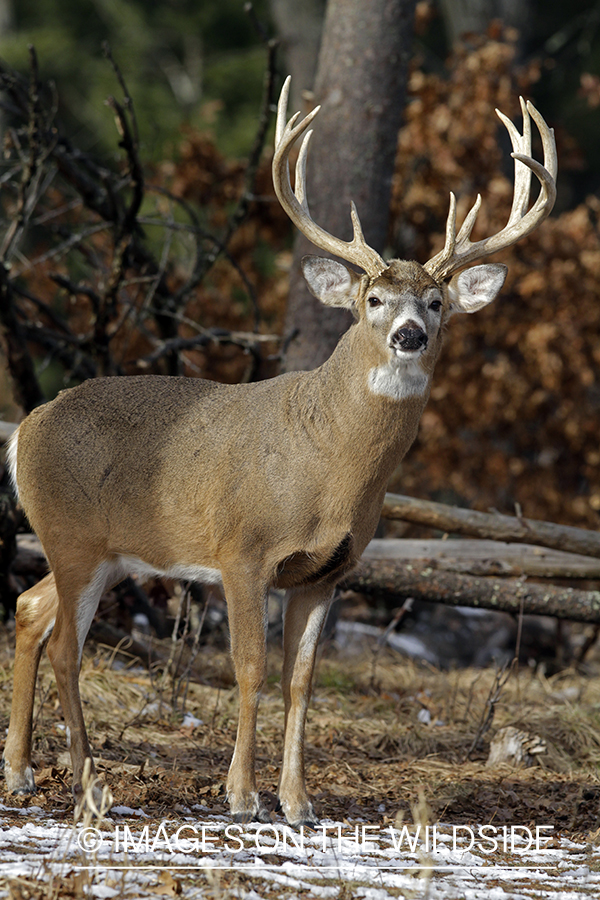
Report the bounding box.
[393,347,423,361]
[368,356,429,401]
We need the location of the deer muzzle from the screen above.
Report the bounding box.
[390,321,428,354]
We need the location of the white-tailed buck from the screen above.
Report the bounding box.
[3,78,556,826]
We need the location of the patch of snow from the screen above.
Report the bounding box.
[182,712,203,728]
[110,806,149,817]
[0,806,599,899]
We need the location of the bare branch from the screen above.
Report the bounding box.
[49,274,101,315]
[103,42,139,148]
[139,327,279,367]
[14,282,76,332]
[0,43,273,396]
[0,269,45,412]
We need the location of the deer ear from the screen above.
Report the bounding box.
[447,263,507,316]
[301,257,362,309]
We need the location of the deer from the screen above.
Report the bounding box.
[2,77,556,827]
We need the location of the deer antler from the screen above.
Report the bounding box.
[424,98,557,282]
[273,76,388,279]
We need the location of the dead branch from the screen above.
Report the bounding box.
[218,35,277,330]
[466,660,515,759]
[365,538,600,578]
[138,328,279,367]
[343,557,600,624]
[369,597,413,691]
[0,264,45,412]
[382,492,600,559]
[0,43,280,398]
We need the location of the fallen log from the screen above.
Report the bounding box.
[382,493,600,560]
[343,558,600,624]
[364,538,600,579]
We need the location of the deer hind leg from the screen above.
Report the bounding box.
[222,571,270,823]
[279,582,333,827]
[3,573,58,793]
[45,559,114,805]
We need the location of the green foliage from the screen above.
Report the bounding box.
[0,0,272,159]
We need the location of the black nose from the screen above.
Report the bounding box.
[391,322,428,352]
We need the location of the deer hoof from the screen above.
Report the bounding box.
[3,759,36,795]
[280,798,319,829]
[232,804,271,825]
[229,788,271,824]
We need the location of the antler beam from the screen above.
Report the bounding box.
[272,76,388,280]
[424,98,558,282]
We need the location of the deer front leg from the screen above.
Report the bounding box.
[279,583,333,827]
[224,574,270,823]
[3,573,58,794]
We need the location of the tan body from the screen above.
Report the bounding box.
[20,329,426,588]
[3,79,556,826]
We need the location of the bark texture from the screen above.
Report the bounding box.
[364,537,600,578]
[381,492,600,560]
[344,558,600,624]
[269,0,325,114]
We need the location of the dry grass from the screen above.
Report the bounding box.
[2,625,600,839]
[2,624,600,899]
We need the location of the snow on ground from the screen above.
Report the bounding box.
[1,802,599,899]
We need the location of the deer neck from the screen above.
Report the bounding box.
[292,323,433,480]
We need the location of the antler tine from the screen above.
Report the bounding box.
[455,193,482,245]
[294,128,312,210]
[275,75,291,148]
[441,191,457,255]
[498,97,533,225]
[424,98,557,282]
[273,77,387,279]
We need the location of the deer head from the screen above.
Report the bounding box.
[273,77,557,393]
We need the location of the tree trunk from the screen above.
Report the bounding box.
[282,0,416,372]
[269,0,325,114]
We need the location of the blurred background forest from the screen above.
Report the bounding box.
[1,0,600,546]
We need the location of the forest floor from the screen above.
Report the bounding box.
[1,620,600,899]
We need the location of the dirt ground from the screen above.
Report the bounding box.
[1,620,600,897]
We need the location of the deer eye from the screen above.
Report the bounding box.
[429,299,442,312]
[368,296,383,308]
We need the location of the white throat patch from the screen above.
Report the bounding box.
[368,357,429,401]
